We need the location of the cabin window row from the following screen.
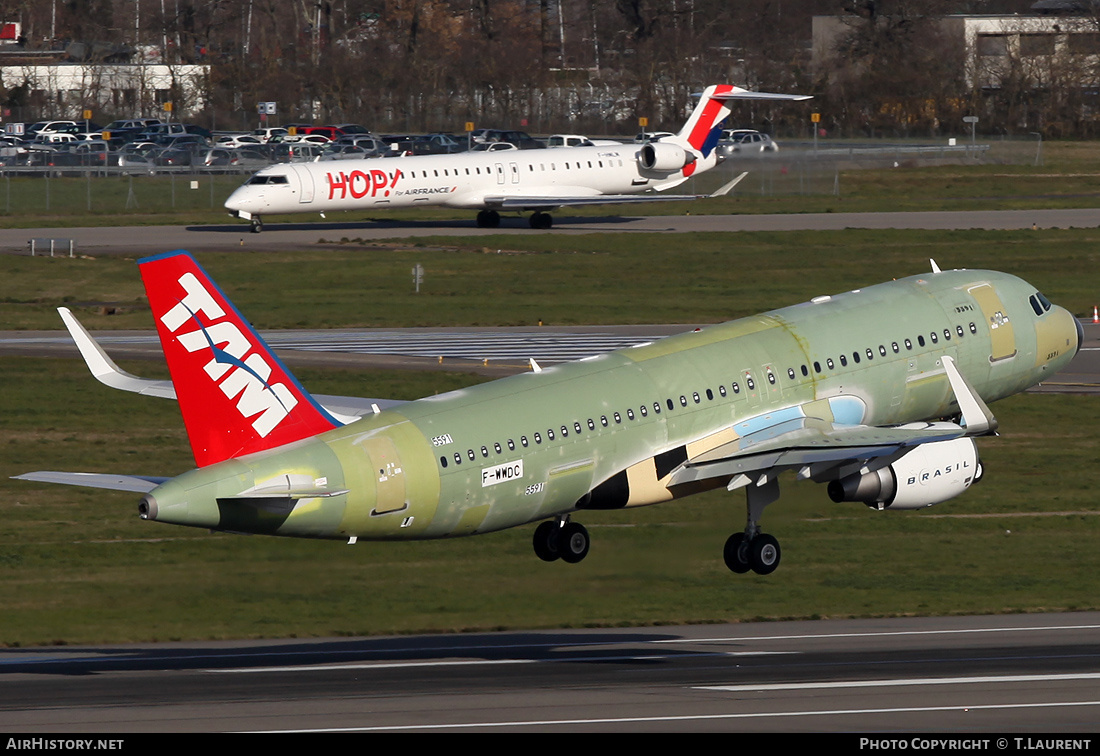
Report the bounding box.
[437,321,980,469]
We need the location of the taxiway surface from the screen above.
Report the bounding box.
[2,207,1100,255]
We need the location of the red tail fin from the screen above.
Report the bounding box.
[139,250,340,467]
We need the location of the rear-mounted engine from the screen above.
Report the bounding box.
[639,142,695,172]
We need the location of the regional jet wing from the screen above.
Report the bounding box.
[482,172,748,210]
[58,307,404,420]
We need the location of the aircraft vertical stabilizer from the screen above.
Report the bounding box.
[138,250,342,467]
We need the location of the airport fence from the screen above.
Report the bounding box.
[0,138,1042,217]
[680,138,1039,198]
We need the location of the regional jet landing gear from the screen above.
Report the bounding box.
[533,516,590,564]
[476,210,500,228]
[249,217,263,233]
[474,210,554,229]
[529,211,553,229]
[722,474,782,575]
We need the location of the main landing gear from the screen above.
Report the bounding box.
[474,210,555,229]
[533,516,590,564]
[723,474,782,575]
[476,210,500,228]
[529,211,553,229]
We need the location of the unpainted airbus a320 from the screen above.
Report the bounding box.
[17,253,1081,575]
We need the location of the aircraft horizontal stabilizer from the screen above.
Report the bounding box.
[710,172,749,198]
[707,88,813,102]
[12,471,168,493]
[58,307,403,420]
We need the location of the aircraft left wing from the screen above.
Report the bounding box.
[668,418,969,488]
[482,172,749,211]
[57,307,405,419]
[666,355,996,504]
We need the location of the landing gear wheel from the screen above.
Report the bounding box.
[529,211,553,229]
[476,210,500,228]
[533,520,560,562]
[250,217,263,234]
[723,533,752,574]
[749,534,781,575]
[558,522,590,564]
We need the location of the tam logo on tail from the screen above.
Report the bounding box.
[160,271,299,438]
[140,251,339,467]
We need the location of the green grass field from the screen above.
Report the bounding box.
[2,147,1099,646]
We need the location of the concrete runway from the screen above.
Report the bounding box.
[3,612,1099,732]
[3,206,1100,255]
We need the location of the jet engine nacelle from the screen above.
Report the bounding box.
[639,142,695,172]
[827,438,982,510]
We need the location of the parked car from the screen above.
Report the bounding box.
[470,129,543,149]
[154,146,200,166]
[251,127,288,143]
[547,134,594,148]
[215,134,265,148]
[118,151,156,174]
[470,141,518,152]
[717,129,779,156]
[68,140,119,166]
[26,120,80,138]
[332,123,370,135]
[294,125,343,140]
[320,142,382,161]
[411,133,465,154]
[633,131,674,143]
[268,142,324,162]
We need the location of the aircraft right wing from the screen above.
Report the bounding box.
[57,307,405,420]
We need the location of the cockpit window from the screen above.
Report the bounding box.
[1029,291,1052,316]
[247,174,289,185]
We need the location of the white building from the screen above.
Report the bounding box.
[0,63,209,119]
[813,14,1100,90]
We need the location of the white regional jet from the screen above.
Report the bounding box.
[223,85,810,232]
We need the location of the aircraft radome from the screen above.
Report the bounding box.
[16,253,1081,575]
[223,84,810,232]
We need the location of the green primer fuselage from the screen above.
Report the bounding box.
[143,269,1080,540]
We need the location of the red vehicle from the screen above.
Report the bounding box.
[296,125,343,140]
